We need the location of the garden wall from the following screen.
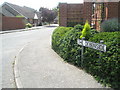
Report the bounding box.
[1,16,25,31]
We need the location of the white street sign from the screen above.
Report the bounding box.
[77,39,106,52]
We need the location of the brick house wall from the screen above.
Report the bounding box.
[59,1,119,29]
[59,2,93,27]
[105,2,119,19]
[59,3,68,27]
[91,2,119,30]
[67,4,84,26]
[59,3,84,27]
[1,16,25,31]
[83,2,92,24]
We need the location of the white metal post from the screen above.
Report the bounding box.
[81,37,85,68]
[99,40,104,61]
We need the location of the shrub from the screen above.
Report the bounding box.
[80,20,91,40]
[91,29,99,36]
[100,18,120,32]
[52,24,120,88]
[52,24,83,65]
[59,25,83,65]
[52,27,73,53]
[26,23,32,28]
[67,22,84,27]
[84,32,120,88]
[74,24,83,30]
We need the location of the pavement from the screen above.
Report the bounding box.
[0,26,43,34]
[1,25,58,88]
[13,27,106,88]
[0,24,59,34]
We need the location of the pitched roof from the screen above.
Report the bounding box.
[1,6,15,17]
[1,2,37,19]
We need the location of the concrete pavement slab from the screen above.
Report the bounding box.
[14,28,105,88]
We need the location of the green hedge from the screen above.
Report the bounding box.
[67,22,84,27]
[52,27,73,53]
[52,25,119,88]
[59,25,83,65]
[84,32,120,88]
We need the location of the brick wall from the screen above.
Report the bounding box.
[59,3,67,26]
[59,3,84,27]
[91,2,119,30]
[83,2,92,24]
[106,2,119,19]
[1,16,25,31]
[67,4,84,26]
[59,1,119,29]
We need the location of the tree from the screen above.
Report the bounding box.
[39,7,57,24]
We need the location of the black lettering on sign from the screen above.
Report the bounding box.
[77,39,106,52]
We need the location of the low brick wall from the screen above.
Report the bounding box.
[1,16,25,31]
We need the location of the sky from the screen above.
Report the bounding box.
[1,0,83,10]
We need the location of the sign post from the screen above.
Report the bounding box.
[77,38,106,68]
[99,40,104,62]
[81,37,85,68]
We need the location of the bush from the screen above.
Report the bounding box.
[26,23,32,28]
[59,24,83,65]
[84,32,120,88]
[67,22,84,27]
[74,24,83,30]
[52,24,120,88]
[80,20,91,40]
[91,29,99,34]
[100,18,120,32]
[52,27,73,53]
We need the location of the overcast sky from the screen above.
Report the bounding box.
[1,0,83,10]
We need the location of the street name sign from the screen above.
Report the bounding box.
[77,39,106,52]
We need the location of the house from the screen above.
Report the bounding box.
[1,2,41,26]
[91,1,119,30]
[59,0,119,30]
[54,16,58,24]
[59,3,84,27]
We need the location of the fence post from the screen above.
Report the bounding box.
[81,37,85,68]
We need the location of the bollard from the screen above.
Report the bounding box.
[81,37,85,68]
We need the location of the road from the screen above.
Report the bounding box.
[1,25,57,88]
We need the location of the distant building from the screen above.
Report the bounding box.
[54,16,58,24]
[0,2,41,26]
[59,0,119,30]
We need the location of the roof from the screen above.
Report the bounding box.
[1,2,38,19]
[1,6,15,17]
